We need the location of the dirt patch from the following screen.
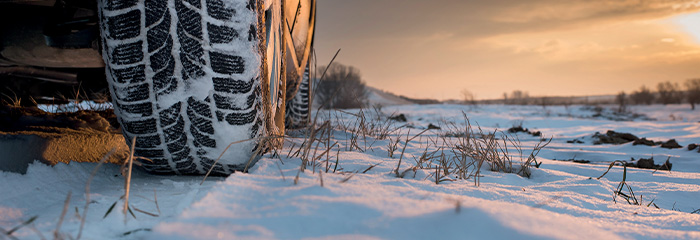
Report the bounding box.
[589,130,684,149]
[635,157,672,171]
[388,113,407,122]
[592,130,638,145]
[507,126,542,137]
[0,105,128,174]
[554,157,672,171]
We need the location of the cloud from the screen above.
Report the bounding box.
[318,0,700,42]
[314,0,700,99]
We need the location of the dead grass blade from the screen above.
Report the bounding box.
[123,137,136,224]
[77,148,116,240]
[54,191,72,239]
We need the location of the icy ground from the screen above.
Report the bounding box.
[2,104,700,239]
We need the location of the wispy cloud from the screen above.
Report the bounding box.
[316,0,700,99]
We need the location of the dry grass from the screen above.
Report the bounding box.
[597,161,660,208]
[278,104,552,188]
[437,112,550,185]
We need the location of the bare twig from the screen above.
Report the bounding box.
[124,137,136,224]
[54,191,72,239]
[77,148,116,240]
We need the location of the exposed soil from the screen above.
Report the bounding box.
[688,143,700,152]
[588,130,684,149]
[388,113,407,122]
[507,126,542,137]
[0,105,128,173]
[555,157,672,171]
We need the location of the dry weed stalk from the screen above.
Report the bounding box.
[54,191,71,239]
[597,161,658,208]
[77,149,116,240]
[123,137,136,224]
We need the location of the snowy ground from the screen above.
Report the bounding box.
[2,104,699,239]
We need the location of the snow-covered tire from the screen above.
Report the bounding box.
[97,0,285,175]
[285,63,311,129]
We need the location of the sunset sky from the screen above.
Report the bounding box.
[314,0,700,100]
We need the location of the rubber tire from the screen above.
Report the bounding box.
[285,62,311,129]
[97,0,284,175]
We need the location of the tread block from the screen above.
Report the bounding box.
[225,109,256,125]
[213,93,254,110]
[167,136,188,152]
[175,159,198,173]
[135,134,162,148]
[159,102,182,126]
[177,24,204,61]
[212,77,252,94]
[117,102,153,117]
[248,24,256,41]
[110,40,144,65]
[215,110,225,121]
[148,167,176,173]
[145,0,167,26]
[250,118,261,138]
[190,125,216,148]
[163,116,186,142]
[111,65,146,84]
[150,38,174,71]
[170,146,191,160]
[145,158,170,166]
[147,11,171,52]
[153,58,177,94]
[107,10,141,40]
[201,158,226,173]
[175,0,203,39]
[103,0,138,10]
[206,0,235,21]
[122,118,158,134]
[245,0,255,10]
[113,83,150,102]
[207,23,238,44]
[187,108,215,134]
[180,53,206,79]
[210,52,244,74]
[187,97,213,117]
[135,149,165,158]
[166,129,186,147]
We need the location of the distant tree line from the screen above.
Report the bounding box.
[502,90,531,105]
[496,79,700,111]
[618,79,700,110]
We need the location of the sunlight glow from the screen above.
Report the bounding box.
[675,11,700,44]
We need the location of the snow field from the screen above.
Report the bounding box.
[1,104,699,239]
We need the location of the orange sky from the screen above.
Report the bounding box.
[314,0,700,100]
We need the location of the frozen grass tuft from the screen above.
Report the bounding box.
[280,107,551,187]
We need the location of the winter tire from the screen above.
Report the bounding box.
[98,0,286,175]
[283,0,315,129]
[285,62,311,129]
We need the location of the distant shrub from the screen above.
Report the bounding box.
[616,91,627,113]
[686,79,700,110]
[657,81,683,105]
[503,90,530,105]
[461,89,476,105]
[630,85,654,105]
[316,63,368,109]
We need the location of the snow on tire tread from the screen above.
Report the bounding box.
[99,0,265,175]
